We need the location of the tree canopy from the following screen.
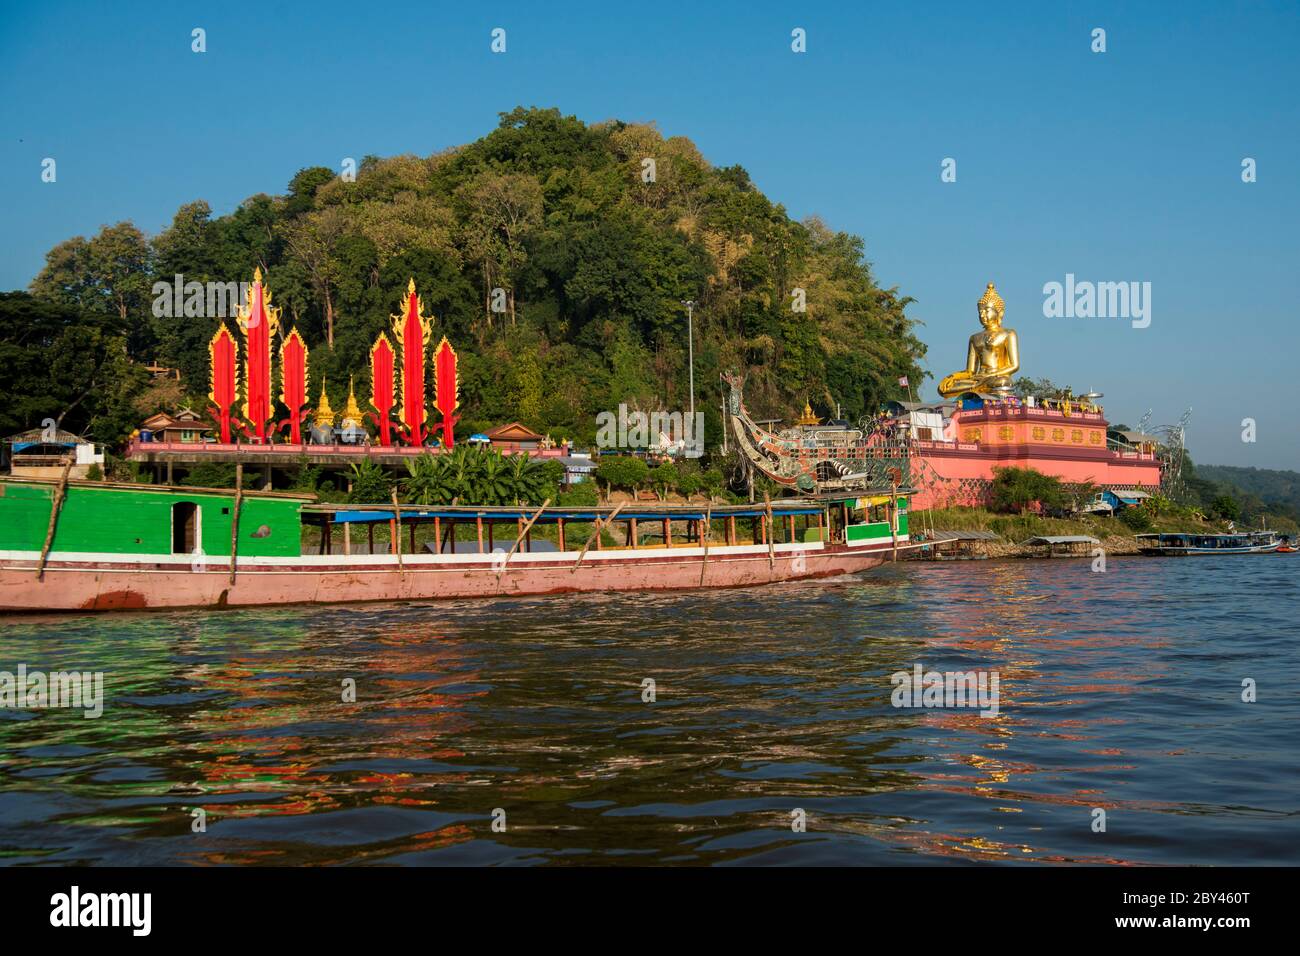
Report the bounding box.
[22,107,926,450]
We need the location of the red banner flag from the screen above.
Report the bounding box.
[369,332,396,447]
[208,323,239,444]
[239,268,280,443]
[279,328,309,444]
[392,278,431,445]
[433,336,459,448]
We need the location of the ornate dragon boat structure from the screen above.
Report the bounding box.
[722,372,912,495]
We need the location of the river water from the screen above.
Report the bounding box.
[1,556,1296,866]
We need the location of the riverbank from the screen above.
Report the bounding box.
[909,507,1237,558]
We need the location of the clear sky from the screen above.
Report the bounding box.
[2,0,1297,468]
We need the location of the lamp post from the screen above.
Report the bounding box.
[681,299,695,421]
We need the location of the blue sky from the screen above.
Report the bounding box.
[2,0,1297,468]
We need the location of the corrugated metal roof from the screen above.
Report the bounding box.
[929,529,1001,541]
[1023,535,1100,545]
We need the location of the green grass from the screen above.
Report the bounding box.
[912,507,1232,542]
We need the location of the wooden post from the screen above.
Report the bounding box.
[166,459,174,485]
[557,517,566,552]
[816,509,823,542]
[572,503,625,572]
[409,520,417,555]
[787,514,796,544]
[476,515,484,553]
[698,504,713,586]
[35,461,73,581]
[368,522,375,555]
[488,521,494,553]
[390,489,404,572]
[764,492,775,569]
[434,516,442,554]
[228,463,243,585]
[342,522,351,555]
[499,499,551,579]
[629,517,638,548]
[727,514,736,546]
[890,483,899,562]
[663,518,671,548]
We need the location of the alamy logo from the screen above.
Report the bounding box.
[151,274,251,319]
[1042,273,1151,328]
[890,663,1000,717]
[50,886,151,936]
[0,665,103,718]
[595,404,704,458]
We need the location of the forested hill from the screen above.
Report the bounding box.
[13,106,925,447]
[1196,465,1300,520]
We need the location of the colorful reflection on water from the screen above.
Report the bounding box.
[1,556,1297,865]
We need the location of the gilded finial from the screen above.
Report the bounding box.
[254,266,263,284]
[407,277,416,295]
[342,375,363,425]
[314,376,336,427]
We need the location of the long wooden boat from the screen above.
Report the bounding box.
[1135,531,1283,555]
[0,477,917,612]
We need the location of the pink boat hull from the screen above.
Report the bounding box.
[0,541,905,612]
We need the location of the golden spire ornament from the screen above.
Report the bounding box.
[313,376,337,428]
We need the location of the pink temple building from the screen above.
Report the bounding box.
[887,396,1161,510]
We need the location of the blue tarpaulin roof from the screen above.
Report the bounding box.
[322,505,827,524]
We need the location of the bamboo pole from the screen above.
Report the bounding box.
[698,504,713,586]
[572,503,626,572]
[891,482,899,562]
[35,461,73,581]
[498,499,551,580]
[764,492,775,569]
[228,463,243,585]
[391,488,404,572]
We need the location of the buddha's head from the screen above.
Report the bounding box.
[978,282,1005,329]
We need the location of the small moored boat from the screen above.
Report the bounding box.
[1135,531,1283,555]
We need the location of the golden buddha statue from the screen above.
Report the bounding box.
[937,282,1020,398]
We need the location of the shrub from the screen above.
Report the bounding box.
[1118,506,1153,532]
[991,466,1066,514]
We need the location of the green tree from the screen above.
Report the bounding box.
[991,466,1067,515]
[1210,494,1241,521]
[596,456,649,495]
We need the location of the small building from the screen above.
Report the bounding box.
[1022,534,1100,558]
[1102,488,1152,511]
[882,400,956,441]
[923,528,999,560]
[486,422,546,453]
[555,454,597,485]
[4,427,105,479]
[139,409,212,444]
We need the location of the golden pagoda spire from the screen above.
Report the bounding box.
[796,402,820,426]
[313,376,336,427]
[342,375,363,426]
